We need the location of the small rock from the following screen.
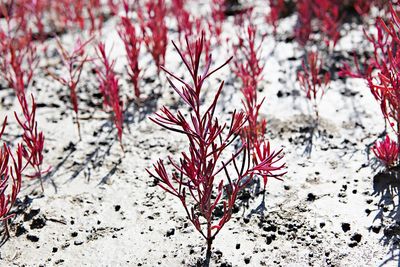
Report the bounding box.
[166,228,175,237]
[341,223,351,232]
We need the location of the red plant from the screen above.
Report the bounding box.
[147,33,285,260]
[267,0,285,34]
[353,0,373,16]
[232,24,285,188]
[107,0,119,16]
[170,0,193,39]
[87,0,103,35]
[0,32,38,96]
[233,24,264,90]
[340,4,400,148]
[118,3,142,99]
[96,43,124,150]
[0,94,48,239]
[50,37,93,139]
[353,0,385,16]
[233,26,264,145]
[14,94,49,192]
[295,0,313,46]
[297,51,330,123]
[372,135,399,167]
[209,0,225,43]
[0,118,23,241]
[294,0,342,49]
[138,0,168,74]
[313,0,341,49]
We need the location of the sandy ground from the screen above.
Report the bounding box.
[0,1,398,266]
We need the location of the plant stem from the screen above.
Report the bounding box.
[38,170,44,192]
[75,113,82,141]
[203,238,212,267]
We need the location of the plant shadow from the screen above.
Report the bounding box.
[372,167,400,267]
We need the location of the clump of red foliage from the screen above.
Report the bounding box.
[312,0,341,49]
[96,43,124,151]
[289,0,386,49]
[0,118,23,242]
[297,51,330,124]
[340,4,400,163]
[118,0,142,99]
[267,0,285,34]
[233,24,264,91]
[294,0,341,48]
[15,94,49,191]
[233,24,281,187]
[138,0,168,74]
[0,31,38,96]
[353,0,385,16]
[233,22,286,188]
[372,135,399,168]
[147,33,286,260]
[170,0,193,39]
[294,0,313,47]
[0,0,106,39]
[50,37,93,139]
[209,0,225,42]
[0,93,48,241]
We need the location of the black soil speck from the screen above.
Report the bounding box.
[166,228,175,237]
[24,209,40,221]
[351,233,362,243]
[341,223,351,232]
[371,225,381,234]
[27,234,39,242]
[307,193,316,201]
[16,224,27,237]
[30,217,46,229]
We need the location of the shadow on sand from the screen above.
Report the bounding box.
[373,167,400,267]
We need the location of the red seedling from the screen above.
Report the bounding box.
[353,0,373,16]
[209,0,225,43]
[118,3,142,99]
[233,24,264,91]
[14,94,49,192]
[340,4,400,153]
[232,24,269,182]
[294,0,342,49]
[232,23,283,188]
[267,0,285,34]
[295,0,312,47]
[372,135,399,168]
[138,0,168,75]
[49,36,93,140]
[312,0,341,49]
[108,0,119,16]
[1,94,48,240]
[0,31,38,96]
[95,43,124,151]
[171,0,193,39]
[297,51,330,124]
[147,33,285,262]
[87,0,103,35]
[353,0,385,17]
[0,118,23,242]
